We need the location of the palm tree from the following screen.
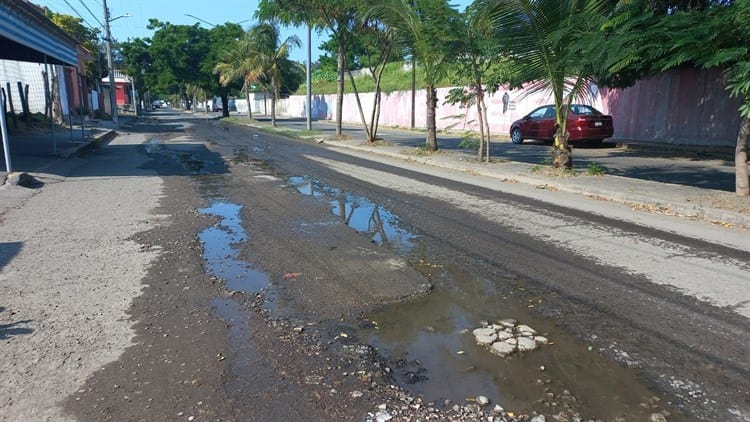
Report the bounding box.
[214,23,300,126]
[214,35,260,119]
[477,0,610,169]
[250,23,301,127]
[369,0,461,151]
[256,0,358,136]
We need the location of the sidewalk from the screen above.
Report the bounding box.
[0,118,120,185]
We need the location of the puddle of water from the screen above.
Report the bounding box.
[288,176,418,254]
[198,201,270,292]
[211,297,260,395]
[288,176,333,197]
[357,263,685,420]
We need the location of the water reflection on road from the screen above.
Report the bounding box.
[198,201,270,293]
[284,174,673,419]
[288,176,418,255]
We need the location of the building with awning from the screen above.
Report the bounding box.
[1,0,81,174]
[0,0,78,66]
[101,70,135,114]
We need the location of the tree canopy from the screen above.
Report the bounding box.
[45,10,102,83]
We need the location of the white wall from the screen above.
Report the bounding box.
[275,84,605,136]
[0,60,69,117]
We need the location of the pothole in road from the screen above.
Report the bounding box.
[198,201,270,293]
[285,175,677,418]
[145,138,227,175]
[211,297,259,391]
[288,176,418,254]
[356,262,685,421]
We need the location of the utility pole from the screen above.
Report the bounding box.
[103,0,118,124]
[306,24,312,131]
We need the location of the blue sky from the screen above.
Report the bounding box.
[33,0,471,63]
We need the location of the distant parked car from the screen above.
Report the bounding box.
[152,100,161,109]
[509,104,613,144]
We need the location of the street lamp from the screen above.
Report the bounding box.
[185,14,216,27]
[185,14,250,28]
[102,0,129,125]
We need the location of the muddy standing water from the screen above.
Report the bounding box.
[287,175,683,420]
[199,201,270,293]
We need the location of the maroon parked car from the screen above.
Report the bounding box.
[509,104,613,144]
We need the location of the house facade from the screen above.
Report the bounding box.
[1,0,94,121]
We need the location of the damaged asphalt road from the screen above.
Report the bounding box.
[2,111,749,421]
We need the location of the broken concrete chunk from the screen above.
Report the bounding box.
[534,336,549,345]
[516,324,537,335]
[497,319,517,328]
[490,341,516,357]
[517,336,538,352]
[496,330,514,341]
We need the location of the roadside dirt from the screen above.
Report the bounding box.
[61,122,512,421]
[7,113,744,421]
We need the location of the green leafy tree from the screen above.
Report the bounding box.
[119,38,153,108]
[204,23,245,117]
[146,19,211,107]
[140,20,244,114]
[477,0,611,169]
[45,11,102,83]
[214,31,262,119]
[445,6,521,162]
[216,23,300,126]
[257,0,359,135]
[255,23,302,126]
[597,0,748,195]
[346,10,403,143]
[369,0,462,151]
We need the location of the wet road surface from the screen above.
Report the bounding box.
[89,110,748,420]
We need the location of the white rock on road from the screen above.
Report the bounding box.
[490,341,516,357]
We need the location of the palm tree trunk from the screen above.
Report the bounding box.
[244,82,252,120]
[373,87,382,141]
[475,83,485,160]
[553,108,572,169]
[425,83,438,151]
[220,93,230,118]
[481,94,491,163]
[553,130,572,169]
[271,82,278,127]
[347,71,372,141]
[251,90,253,119]
[736,116,750,196]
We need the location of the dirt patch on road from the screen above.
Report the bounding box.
[62,130,475,421]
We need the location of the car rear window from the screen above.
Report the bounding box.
[570,105,601,115]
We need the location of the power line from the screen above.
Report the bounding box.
[77,0,104,28]
[60,0,97,30]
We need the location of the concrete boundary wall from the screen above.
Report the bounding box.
[275,68,739,147]
[1,60,70,117]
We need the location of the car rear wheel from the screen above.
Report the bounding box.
[511,128,523,144]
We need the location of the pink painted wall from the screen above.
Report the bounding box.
[601,68,740,146]
[277,68,740,147]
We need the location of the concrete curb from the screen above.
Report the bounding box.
[57,129,117,158]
